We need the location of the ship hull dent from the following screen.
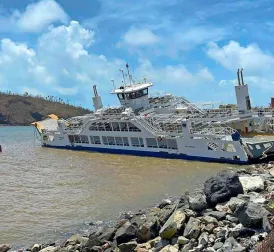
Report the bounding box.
[42,144,248,165]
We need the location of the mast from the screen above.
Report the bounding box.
[119,69,126,87]
[126,63,132,86]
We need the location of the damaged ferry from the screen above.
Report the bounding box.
[32,66,274,164]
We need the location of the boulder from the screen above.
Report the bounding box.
[269,167,274,177]
[177,236,189,245]
[187,189,208,212]
[40,246,58,252]
[65,234,88,247]
[158,199,172,209]
[114,221,138,245]
[203,170,243,206]
[159,245,179,252]
[202,223,214,233]
[31,244,41,252]
[136,215,160,242]
[221,237,246,252]
[235,202,269,229]
[154,239,170,251]
[159,210,186,239]
[226,214,239,223]
[204,211,226,221]
[0,245,11,252]
[213,242,223,250]
[86,227,116,248]
[158,204,176,226]
[200,215,218,225]
[118,241,138,252]
[183,217,201,240]
[226,197,246,212]
[198,232,209,247]
[239,176,265,192]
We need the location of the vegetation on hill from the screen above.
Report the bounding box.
[0,92,92,125]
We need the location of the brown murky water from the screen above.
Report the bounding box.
[0,126,237,247]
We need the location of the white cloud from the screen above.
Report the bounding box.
[122,27,159,46]
[135,59,215,87]
[207,40,274,75]
[0,0,68,33]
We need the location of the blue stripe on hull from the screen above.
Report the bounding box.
[43,144,249,165]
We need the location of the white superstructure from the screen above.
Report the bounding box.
[32,67,274,164]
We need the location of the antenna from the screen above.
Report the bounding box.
[119,69,126,87]
[111,80,116,89]
[126,63,132,86]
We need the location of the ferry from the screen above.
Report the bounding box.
[32,66,274,164]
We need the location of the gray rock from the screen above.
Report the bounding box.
[89,246,101,252]
[204,211,226,220]
[183,217,201,240]
[202,223,215,233]
[159,210,186,239]
[31,244,41,252]
[154,239,170,252]
[177,236,189,245]
[0,245,11,252]
[187,189,208,212]
[213,242,223,250]
[86,226,116,248]
[136,215,160,242]
[226,214,239,223]
[226,197,246,212]
[118,241,138,252]
[239,176,265,193]
[40,246,58,252]
[203,170,244,206]
[221,237,246,252]
[200,215,218,225]
[158,204,176,226]
[235,202,269,229]
[198,232,209,247]
[158,199,172,209]
[216,227,228,241]
[65,234,88,247]
[114,221,138,245]
[159,245,179,252]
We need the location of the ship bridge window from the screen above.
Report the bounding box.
[97,122,105,131]
[263,143,272,148]
[102,136,108,145]
[255,144,261,150]
[118,94,125,100]
[207,142,218,151]
[128,89,148,100]
[80,135,89,144]
[104,122,112,131]
[128,122,141,132]
[146,138,158,148]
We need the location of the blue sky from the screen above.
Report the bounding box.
[0,0,273,109]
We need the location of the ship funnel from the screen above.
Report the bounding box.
[240,68,244,85]
[92,85,103,111]
[237,69,241,86]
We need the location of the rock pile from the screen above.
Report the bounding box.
[3,163,274,252]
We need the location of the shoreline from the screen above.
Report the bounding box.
[2,163,274,252]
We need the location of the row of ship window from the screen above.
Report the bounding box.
[89,122,141,132]
[68,135,178,149]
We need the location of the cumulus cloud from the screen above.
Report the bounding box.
[0,0,68,33]
[207,41,274,75]
[122,27,159,46]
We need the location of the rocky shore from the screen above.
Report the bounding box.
[2,163,274,252]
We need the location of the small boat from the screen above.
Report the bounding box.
[32,66,274,164]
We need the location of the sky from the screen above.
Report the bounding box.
[0,0,273,109]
